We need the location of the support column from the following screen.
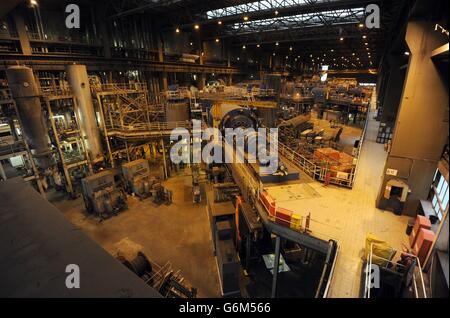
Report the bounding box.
[199,73,206,90]
[161,138,168,179]
[227,74,232,86]
[161,72,168,91]
[380,54,407,124]
[0,161,6,180]
[96,3,111,58]
[271,236,281,298]
[45,100,74,196]
[376,21,449,216]
[12,9,31,55]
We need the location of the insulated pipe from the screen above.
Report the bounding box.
[66,64,103,162]
[6,66,53,171]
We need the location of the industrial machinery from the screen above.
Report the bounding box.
[205,101,339,298]
[118,251,197,298]
[6,66,54,171]
[122,159,153,200]
[66,64,104,163]
[150,182,173,205]
[81,170,128,218]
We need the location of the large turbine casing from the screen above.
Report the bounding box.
[66,64,103,162]
[6,66,53,170]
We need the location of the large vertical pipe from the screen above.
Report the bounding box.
[66,64,103,162]
[6,66,53,171]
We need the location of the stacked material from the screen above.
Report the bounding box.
[313,147,354,175]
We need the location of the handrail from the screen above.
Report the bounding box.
[278,141,356,188]
[364,243,428,298]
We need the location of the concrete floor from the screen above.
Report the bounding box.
[266,94,410,298]
[50,91,409,298]
[53,173,221,298]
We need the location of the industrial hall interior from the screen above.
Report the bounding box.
[0,0,448,299]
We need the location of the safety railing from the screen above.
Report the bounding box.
[40,85,72,97]
[106,120,207,138]
[0,89,13,104]
[278,142,356,188]
[93,83,148,93]
[364,243,427,298]
[0,140,26,157]
[161,89,191,100]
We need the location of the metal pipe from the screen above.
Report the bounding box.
[6,66,53,171]
[66,64,104,163]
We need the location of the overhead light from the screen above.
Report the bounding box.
[218,21,222,25]
[362,35,367,39]
[273,53,276,56]
[365,42,368,46]
[352,53,355,56]
[340,37,344,41]
[404,51,410,56]
[331,49,334,52]
[30,0,38,6]
[190,42,193,46]
[275,10,279,15]
[215,38,220,43]
[242,45,246,49]
[237,57,240,61]
[175,28,180,33]
[257,44,261,48]
[286,56,289,59]
[243,16,249,21]
[289,46,293,51]
[358,23,364,28]
[194,24,200,30]
[275,42,279,46]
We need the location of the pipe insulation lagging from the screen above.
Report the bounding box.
[65,64,103,162]
[6,66,53,170]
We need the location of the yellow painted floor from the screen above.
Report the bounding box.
[266,94,410,298]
